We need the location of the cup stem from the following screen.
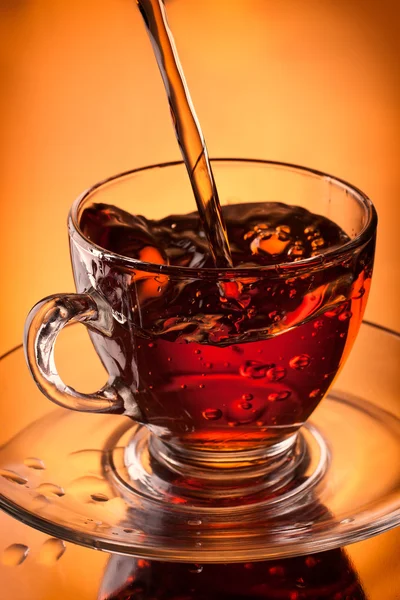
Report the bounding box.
[145,433,307,504]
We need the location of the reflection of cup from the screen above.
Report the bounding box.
[24,160,376,494]
[98,549,366,600]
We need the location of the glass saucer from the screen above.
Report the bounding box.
[0,321,399,562]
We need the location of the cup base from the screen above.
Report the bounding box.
[119,427,327,509]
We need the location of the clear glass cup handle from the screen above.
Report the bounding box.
[24,291,139,417]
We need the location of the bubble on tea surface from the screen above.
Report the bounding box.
[287,241,305,258]
[1,544,29,566]
[311,237,325,250]
[289,354,311,370]
[0,469,28,485]
[202,408,222,421]
[304,225,320,239]
[266,366,287,382]
[36,483,65,497]
[23,457,46,470]
[38,538,66,565]
[276,225,291,241]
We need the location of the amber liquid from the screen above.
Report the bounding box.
[79,201,374,450]
[136,0,232,267]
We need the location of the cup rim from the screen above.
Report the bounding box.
[69,158,377,279]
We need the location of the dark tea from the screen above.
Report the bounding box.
[77,200,374,450]
[100,549,366,600]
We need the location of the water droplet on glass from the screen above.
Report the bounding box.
[324,306,343,318]
[340,517,354,525]
[205,362,213,369]
[240,401,252,410]
[232,345,244,354]
[269,565,285,576]
[313,319,324,330]
[137,558,150,568]
[352,286,365,299]
[242,394,253,401]
[194,349,201,355]
[266,366,286,381]
[36,483,65,497]
[338,310,352,321]
[202,408,222,421]
[180,384,187,389]
[187,519,202,526]
[0,469,27,485]
[270,310,283,323]
[268,390,291,402]
[189,564,203,574]
[289,354,311,370]
[90,493,109,502]
[23,457,46,470]
[148,342,155,348]
[309,389,321,399]
[240,360,271,379]
[2,544,29,566]
[38,538,66,565]
[198,384,205,389]
[67,476,110,501]
[305,556,318,568]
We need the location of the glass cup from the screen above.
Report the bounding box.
[24,159,376,503]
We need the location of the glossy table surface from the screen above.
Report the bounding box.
[0,512,398,599]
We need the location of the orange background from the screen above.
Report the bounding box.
[0,2,399,597]
[1,0,400,355]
